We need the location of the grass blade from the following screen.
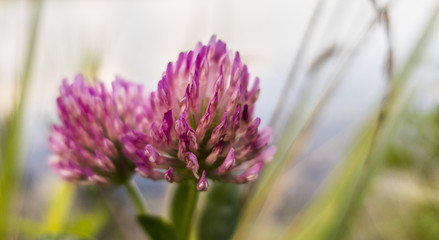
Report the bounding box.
[0,0,43,238]
[281,122,377,239]
[282,4,439,239]
[43,183,75,234]
[233,11,379,240]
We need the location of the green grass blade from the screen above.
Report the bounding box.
[282,4,439,239]
[281,123,377,240]
[232,13,379,240]
[0,0,43,238]
[66,209,107,238]
[329,5,439,239]
[43,183,75,234]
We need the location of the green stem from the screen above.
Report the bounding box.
[124,180,148,214]
[171,182,199,240]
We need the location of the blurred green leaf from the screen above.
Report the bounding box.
[37,233,94,240]
[410,203,439,239]
[19,218,45,239]
[171,182,198,240]
[382,107,437,172]
[44,183,75,234]
[0,0,43,238]
[66,208,107,238]
[21,183,106,239]
[137,214,176,240]
[197,183,241,240]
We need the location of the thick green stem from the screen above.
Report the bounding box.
[171,182,199,240]
[124,180,148,214]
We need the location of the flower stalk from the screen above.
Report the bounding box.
[171,181,199,240]
[124,179,148,214]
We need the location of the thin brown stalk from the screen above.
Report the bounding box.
[330,3,439,239]
[269,0,326,130]
[233,11,381,240]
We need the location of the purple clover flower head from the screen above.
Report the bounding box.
[133,36,276,191]
[49,75,146,184]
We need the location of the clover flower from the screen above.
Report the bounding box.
[132,36,275,191]
[49,75,147,184]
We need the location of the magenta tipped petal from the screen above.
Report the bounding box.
[197,171,209,191]
[185,152,199,178]
[217,148,235,175]
[130,36,275,190]
[238,162,263,183]
[165,167,174,183]
[49,75,147,185]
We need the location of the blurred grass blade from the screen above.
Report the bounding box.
[283,4,439,240]
[281,123,376,240]
[393,4,439,89]
[36,233,93,240]
[18,219,45,239]
[66,209,107,238]
[46,186,111,239]
[17,183,78,239]
[328,4,439,239]
[385,4,439,127]
[0,0,43,238]
[43,183,75,234]
[269,0,326,130]
[233,11,379,240]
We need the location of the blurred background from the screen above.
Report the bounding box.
[1,0,439,239]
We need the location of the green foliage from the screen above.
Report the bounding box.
[18,184,108,239]
[383,107,439,176]
[0,113,21,237]
[37,233,94,240]
[137,214,176,240]
[410,203,439,239]
[198,183,241,240]
[66,207,107,238]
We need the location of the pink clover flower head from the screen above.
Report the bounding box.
[134,36,276,191]
[49,75,146,184]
